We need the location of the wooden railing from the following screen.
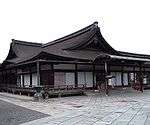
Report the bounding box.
[0,84,86,94]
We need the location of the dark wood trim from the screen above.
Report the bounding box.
[75,64,78,87]
[127,72,130,86]
[92,64,95,88]
[51,64,54,86]
[139,63,143,92]
[29,65,32,86]
[36,61,41,86]
[133,66,136,83]
[121,66,124,87]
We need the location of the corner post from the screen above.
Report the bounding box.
[75,64,78,88]
[37,61,41,86]
[29,65,32,87]
[121,66,124,87]
[139,63,143,92]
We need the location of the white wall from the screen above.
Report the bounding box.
[24,74,30,87]
[123,73,128,86]
[78,72,93,87]
[32,73,37,86]
[143,77,147,84]
[111,72,122,86]
[66,73,75,86]
[78,72,85,84]
[85,72,93,87]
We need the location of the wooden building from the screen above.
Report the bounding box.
[0,21,150,95]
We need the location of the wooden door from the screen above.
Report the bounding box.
[41,70,54,87]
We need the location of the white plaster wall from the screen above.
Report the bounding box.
[123,73,128,86]
[111,72,116,86]
[111,72,122,86]
[116,72,122,86]
[32,73,37,86]
[20,75,23,87]
[65,73,75,86]
[85,72,93,87]
[78,72,85,84]
[143,77,147,84]
[24,74,30,87]
[78,72,93,87]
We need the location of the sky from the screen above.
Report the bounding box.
[0,0,150,63]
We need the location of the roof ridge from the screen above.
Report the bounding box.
[12,39,43,47]
[42,21,99,47]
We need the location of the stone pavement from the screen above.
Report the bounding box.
[0,100,48,125]
[1,89,150,125]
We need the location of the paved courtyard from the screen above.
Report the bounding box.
[1,89,150,125]
[0,100,49,125]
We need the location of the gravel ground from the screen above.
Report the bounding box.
[0,100,49,125]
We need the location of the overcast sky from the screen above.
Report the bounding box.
[0,0,150,63]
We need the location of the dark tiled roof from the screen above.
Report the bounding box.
[4,39,42,64]
[3,21,150,65]
[42,22,118,61]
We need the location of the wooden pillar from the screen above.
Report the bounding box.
[51,63,54,87]
[121,66,124,87]
[92,64,95,89]
[128,72,130,86]
[37,61,41,86]
[104,61,109,95]
[75,64,78,88]
[133,66,136,83]
[29,65,32,87]
[139,63,143,92]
